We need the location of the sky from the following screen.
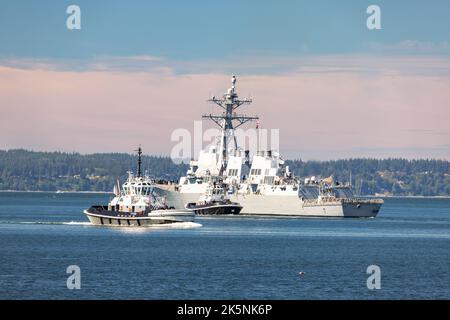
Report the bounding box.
[0,0,450,160]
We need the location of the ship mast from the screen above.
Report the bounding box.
[203,75,259,174]
[136,146,142,178]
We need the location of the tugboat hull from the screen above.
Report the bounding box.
[186,203,242,215]
[84,206,194,226]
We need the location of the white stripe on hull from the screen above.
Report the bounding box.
[156,187,381,218]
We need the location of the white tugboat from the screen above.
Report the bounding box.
[156,76,383,217]
[84,147,195,226]
[185,181,242,215]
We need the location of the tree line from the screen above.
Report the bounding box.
[0,149,449,196]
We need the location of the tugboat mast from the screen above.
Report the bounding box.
[203,75,259,173]
[136,146,142,178]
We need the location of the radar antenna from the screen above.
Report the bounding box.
[202,75,259,173]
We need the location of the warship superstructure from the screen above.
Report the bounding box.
[156,76,383,217]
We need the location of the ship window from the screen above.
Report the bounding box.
[252,169,261,175]
[264,176,275,184]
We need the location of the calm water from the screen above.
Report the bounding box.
[0,192,449,300]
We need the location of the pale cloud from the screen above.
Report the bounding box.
[0,54,450,160]
[3,53,450,77]
[366,40,450,55]
[0,55,166,73]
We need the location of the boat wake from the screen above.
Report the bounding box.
[168,221,203,229]
[62,221,93,226]
[116,221,203,233]
[1,220,202,230]
[6,221,93,226]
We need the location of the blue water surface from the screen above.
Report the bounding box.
[0,192,449,299]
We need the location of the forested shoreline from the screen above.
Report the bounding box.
[0,149,448,196]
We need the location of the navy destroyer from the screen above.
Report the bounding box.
[156,76,383,217]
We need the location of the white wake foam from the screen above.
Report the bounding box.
[62,221,203,229]
[5,220,202,230]
[169,221,203,229]
[116,221,203,233]
[62,221,93,226]
[12,221,92,226]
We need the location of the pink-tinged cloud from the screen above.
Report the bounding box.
[0,55,450,160]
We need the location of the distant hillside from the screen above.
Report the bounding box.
[0,149,449,196]
[285,159,449,197]
[0,149,188,192]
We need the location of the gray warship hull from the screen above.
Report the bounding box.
[155,186,382,218]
